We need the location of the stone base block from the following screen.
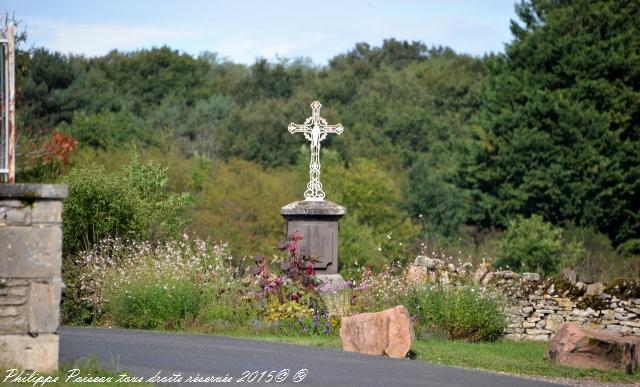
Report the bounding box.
[316,273,345,286]
[0,334,58,373]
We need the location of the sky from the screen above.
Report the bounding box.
[2,0,517,65]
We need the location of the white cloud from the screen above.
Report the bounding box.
[215,38,304,64]
[26,18,204,57]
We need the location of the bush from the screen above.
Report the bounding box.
[62,235,243,326]
[197,282,257,325]
[402,284,507,342]
[495,215,571,276]
[62,154,191,253]
[106,274,202,330]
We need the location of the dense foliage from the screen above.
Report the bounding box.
[62,155,191,254]
[495,215,585,276]
[13,0,640,274]
[402,284,507,342]
[466,0,640,246]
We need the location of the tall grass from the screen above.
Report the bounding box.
[402,283,507,342]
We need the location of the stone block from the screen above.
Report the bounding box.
[31,200,63,223]
[0,295,27,306]
[472,262,489,283]
[340,305,414,358]
[585,282,604,296]
[493,270,520,279]
[481,272,494,285]
[414,256,444,270]
[0,307,19,317]
[0,314,27,334]
[571,307,598,317]
[526,329,552,335]
[546,323,640,374]
[10,285,28,296]
[505,334,525,341]
[28,282,60,334]
[0,334,58,373]
[0,206,31,226]
[528,334,550,342]
[545,314,565,331]
[0,226,62,278]
[0,200,25,208]
[0,184,68,200]
[606,324,632,333]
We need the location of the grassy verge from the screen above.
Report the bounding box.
[210,329,639,384]
[1,357,151,387]
[413,338,640,384]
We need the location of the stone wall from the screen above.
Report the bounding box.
[0,184,67,372]
[411,256,639,342]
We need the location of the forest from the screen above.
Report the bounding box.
[12,0,640,281]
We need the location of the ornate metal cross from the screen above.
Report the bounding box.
[288,101,343,201]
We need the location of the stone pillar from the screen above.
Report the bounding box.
[280,200,345,275]
[0,184,67,373]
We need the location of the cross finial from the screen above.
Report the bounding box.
[288,101,343,201]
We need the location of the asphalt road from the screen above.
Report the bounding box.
[59,327,561,387]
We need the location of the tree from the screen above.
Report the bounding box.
[467,0,640,245]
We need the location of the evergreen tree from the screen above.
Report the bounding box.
[467,0,640,245]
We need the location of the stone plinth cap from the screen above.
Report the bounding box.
[280,200,346,217]
[0,183,68,199]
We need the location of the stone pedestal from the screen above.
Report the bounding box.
[0,183,67,373]
[280,200,345,274]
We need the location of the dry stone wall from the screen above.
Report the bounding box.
[0,184,67,372]
[411,256,639,342]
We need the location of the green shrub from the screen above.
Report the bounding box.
[106,274,202,330]
[62,154,191,253]
[63,236,242,326]
[197,282,257,325]
[495,215,568,276]
[402,284,507,342]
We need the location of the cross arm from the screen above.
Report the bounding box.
[288,123,312,134]
[321,123,344,135]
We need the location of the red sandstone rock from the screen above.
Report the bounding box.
[545,322,640,374]
[339,305,414,358]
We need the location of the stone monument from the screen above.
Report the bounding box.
[280,101,345,278]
